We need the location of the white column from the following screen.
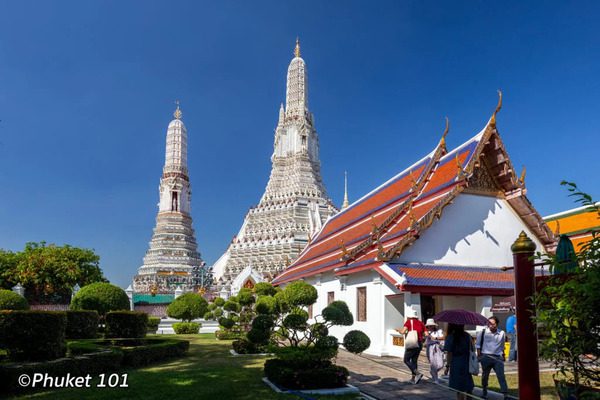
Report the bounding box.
[126,285,134,311]
[373,275,387,356]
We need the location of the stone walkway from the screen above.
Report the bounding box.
[336,350,536,400]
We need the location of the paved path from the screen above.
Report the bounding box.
[336,350,538,400]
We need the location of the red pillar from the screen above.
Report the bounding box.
[511,231,541,400]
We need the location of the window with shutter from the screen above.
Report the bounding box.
[327,291,335,305]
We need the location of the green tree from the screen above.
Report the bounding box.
[0,242,105,303]
[535,182,600,395]
[70,282,130,315]
[167,293,208,322]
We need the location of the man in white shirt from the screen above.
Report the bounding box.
[476,316,508,399]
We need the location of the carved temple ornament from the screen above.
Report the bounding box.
[455,153,465,180]
[466,162,502,195]
[339,240,349,261]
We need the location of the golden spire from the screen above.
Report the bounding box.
[554,220,561,236]
[294,37,301,58]
[174,100,182,120]
[342,171,350,209]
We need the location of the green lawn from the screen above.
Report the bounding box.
[473,370,557,400]
[10,334,360,400]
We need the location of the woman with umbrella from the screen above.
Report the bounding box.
[435,309,487,399]
[443,323,474,400]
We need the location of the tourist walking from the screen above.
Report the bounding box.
[443,323,474,400]
[424,318,445,383]
[506,309,517,362]
[398,309,426,383]
[477,316,509,399]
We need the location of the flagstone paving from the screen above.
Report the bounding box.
[336,350,550,399]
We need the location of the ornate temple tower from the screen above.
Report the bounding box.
[133,105,206,294]
[212,40,338,292]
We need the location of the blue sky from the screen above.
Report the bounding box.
[1,1,598,288]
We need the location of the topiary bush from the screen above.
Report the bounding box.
[232,338,259,354]
[70,282,129,316]
[0,310,66,361]
[172,322,200,334]
[218,317,235,329]
[147,316,160,333]
[343,330,371,353]
[0,290,29,310]
[214,329,244,340]
[246,280,369,389]
[213,297,225,307]
[167,293,208,322]
[66,310,98,339]
[254,282,277,297]
[203,311,214,320]
[105,311,148,338]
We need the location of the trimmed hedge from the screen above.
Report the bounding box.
[264,358,349,389]
[105,311,148,338]
[343,330,371,353]
[167,293,208,322]
[119,338,189,367]
[172,322,200,334]
[70,282,130,316]
[214,330,244,340]
[147,316,160,332]
[66,310,99,339]
[0,290,29,310]
[232,339,259,354]
[0,310,66,361]
[0,350,123,394]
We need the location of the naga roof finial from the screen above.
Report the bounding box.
[490,90,502,126]
[439,116,449,152]
[294,37,301,58]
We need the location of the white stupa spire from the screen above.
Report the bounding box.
[163,101,188,176]
[342,171,350,209]
[286,38,308,117]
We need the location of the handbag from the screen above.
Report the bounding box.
[405,319,420,349]
[469,334,480,375]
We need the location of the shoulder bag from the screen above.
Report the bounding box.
[405,319,420,349]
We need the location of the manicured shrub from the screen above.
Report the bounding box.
[70,282,129,316]
[214,330,244,340]
[237,288,255,306]
[213,308,223,317]
[203,311,214,320]
[0,349,123,394]
[283,281,318,307]
[255,295,277,315]
[264,358,349,389]
[310,322,329,338]
[119,338,189,367]
[213,297,225,307]
[254,282,277,296]
[147,316,160,332]
[207,303,217,311]
[322,300,354,325]
[105,311,148,339]
[218,317,235,329]
[66,310,98,339]
[172,322,200,334]
[223,300,241,313]
[0,310,66,361]
[167,293,208,322]
[0,290,29,310]
[251,314,274,331]
[283,313,307,330]
[232,338,259,354]
[343,330,371,353]
[246,327,270,345]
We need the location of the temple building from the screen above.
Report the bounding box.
[133,105,207,296]
[212,40,338,295]
[544,202,600,252]
[272,96,555,357]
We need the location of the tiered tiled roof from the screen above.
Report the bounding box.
[544,203,600,251]
[273,95,555,286]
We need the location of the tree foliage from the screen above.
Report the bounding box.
[167,292,208,322]
[70,282,129,316]
[535,182,600,392]
[0,242,105,304]
[0,289,29,310]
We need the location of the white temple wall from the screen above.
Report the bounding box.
[398,193,545,267]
